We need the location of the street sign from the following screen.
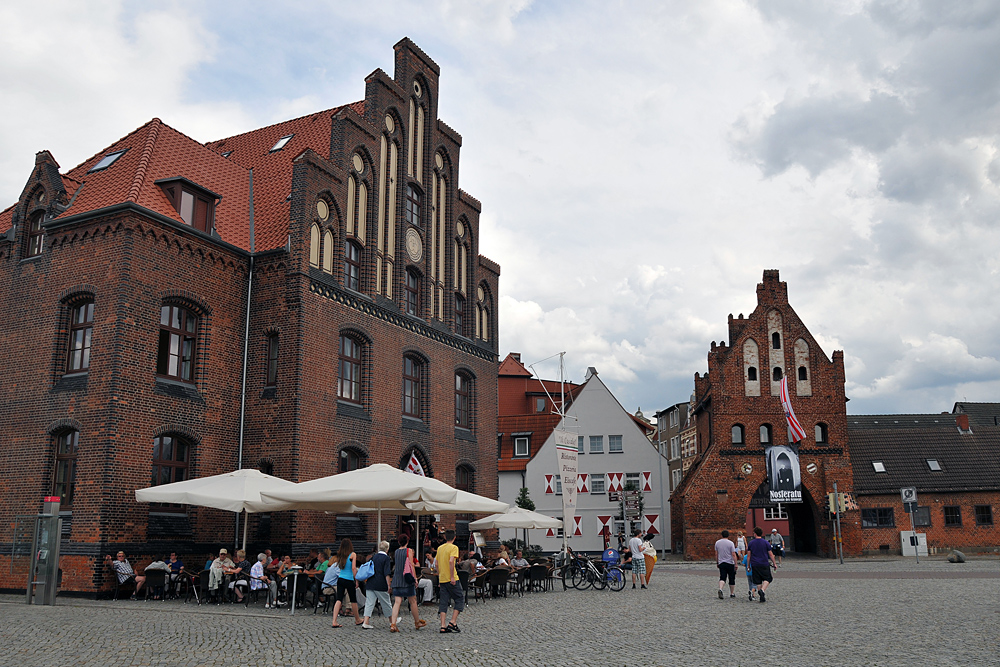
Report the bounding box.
[608,492,621,502]
[622,490,640,498]
[900,487,917,504]
[903,501,918,514]
[624,501,641,509]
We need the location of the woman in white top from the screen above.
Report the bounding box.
[736,531,748,555]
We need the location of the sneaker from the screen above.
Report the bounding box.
[264,604,270,609]
[759,591,766,603]
[641,585,647,590]
[718,590,724,599]
[632,584,637,589]
[730,594,735,598]
[362,623,373,630]
[747,591,753,601]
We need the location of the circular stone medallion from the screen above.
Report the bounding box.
[352,154,364,173]
[806,462,818,475]
[456,221,465,237]
[316,199,329,221]
[385,115,394,133]
[405,228,423,263]
[741,463,753,475]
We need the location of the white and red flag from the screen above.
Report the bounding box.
[780,376,807,442]
[406,452,425,476]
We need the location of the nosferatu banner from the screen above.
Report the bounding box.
[765,443,802,503]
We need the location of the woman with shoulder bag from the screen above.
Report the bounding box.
[330,539,362,627]
[642,533,657,585]
[389,534,426,633]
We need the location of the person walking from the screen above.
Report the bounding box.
[748,526,777,603]
[361,541,393,630]
[768,529,785,567]
[389,534,426,633]
[330,538,362,627]
[714,530,738,599]
[628,528,646,589]
[735,530,748,556]
[436,529,465,633]
[742,551,757,601]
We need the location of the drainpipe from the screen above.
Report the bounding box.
[234,169,255,550]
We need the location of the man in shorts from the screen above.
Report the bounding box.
[769,528,785,566]
[628,528,646,589]
[436,530,465,633]
[748,526,777,603]
[714,530,738,599]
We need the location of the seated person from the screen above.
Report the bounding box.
[459,551,479,576]
[166,552,185,596]
[423,552,436,572]
[493,551,510,568]
[227,549,252,602]
[510,550,530,569]
[144,555,171,599]
[105,551,145,600]
[209,549,235,596]
[250,552,281,607]
[263,549,280,573]
[305,548,320,571]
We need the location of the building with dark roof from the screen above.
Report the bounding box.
[847,406,1000,554]
[0,39,499,594]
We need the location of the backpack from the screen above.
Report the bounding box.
[355,559,375,582]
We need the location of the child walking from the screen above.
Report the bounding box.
[743,552,757,601]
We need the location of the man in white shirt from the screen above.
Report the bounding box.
[628,528,646,589]
[714,530,738,599]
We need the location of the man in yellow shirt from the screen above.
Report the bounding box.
[435,529,464,633]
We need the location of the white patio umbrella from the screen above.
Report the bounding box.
[135,468,299,551]
[259,463,459,543]
[468,507,562,530]
[348,490,509,561]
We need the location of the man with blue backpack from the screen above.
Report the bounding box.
[360,541,393,629]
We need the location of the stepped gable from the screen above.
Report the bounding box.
[205,102,364,252]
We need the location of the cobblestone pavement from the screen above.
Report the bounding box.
[1,557,997,667]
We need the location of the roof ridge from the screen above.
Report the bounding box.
[65,118,164,179]
[127,119,162,203]
[206,102,361,146]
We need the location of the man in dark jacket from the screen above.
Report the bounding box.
[361,541,393,629]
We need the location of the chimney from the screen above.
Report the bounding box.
[585,367,598,380]
[511,352,521,362]
[956,414,971,433]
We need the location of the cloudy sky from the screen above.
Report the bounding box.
[3,0,998,416]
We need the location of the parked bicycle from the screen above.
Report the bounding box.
[569,554,625,591]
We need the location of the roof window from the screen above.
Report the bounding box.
[88,150,127,173]
[270,135,294,152]
[927,459,942,472]
[222,150,233,158]
[155,177,220,233]
[872,461,886,473]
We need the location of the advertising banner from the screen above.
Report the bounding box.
[765,443,802,503]
[554,429,578,537]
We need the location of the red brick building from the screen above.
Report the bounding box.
[0,38,499,594]
[671,270,859,560]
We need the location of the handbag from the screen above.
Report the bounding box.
[403,548,417,585]
[356,559,375,582]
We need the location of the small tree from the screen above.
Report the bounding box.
[515,487,535,511]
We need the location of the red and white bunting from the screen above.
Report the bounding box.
[596,515,613,535]
[573,516,583,537]
[641,471,652,492]
[544,474,554,494]
[406,452,425,476]
[642,515,660,535]
[607,472,624,493]
[577,473,590,493]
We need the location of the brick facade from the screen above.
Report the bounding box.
[671,270,860,560]
[0,39,499,594]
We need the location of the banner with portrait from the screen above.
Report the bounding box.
[765,443,802,503]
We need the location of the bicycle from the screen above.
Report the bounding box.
[570,555,625,591]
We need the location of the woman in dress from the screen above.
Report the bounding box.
[389,534,426,632]
[330,539,362,627]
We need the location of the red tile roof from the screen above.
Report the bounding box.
[205,102,364,251]
[498,414,564,472]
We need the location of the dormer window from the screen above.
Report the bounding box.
[88,149,127,173]
[270,134,293,152]
[156,178,219,233]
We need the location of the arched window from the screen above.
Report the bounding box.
[454,294,465,336]
[405,184,421,227]
[815,423,828,444]
[343,240,361,291]
[747,366,757,381]
[68,300,95,372]
[772,332,781,349]
[798,366,808,381]
[52,430,79,506]
[322,230,334,274]
[340,447,366,473]
[405,269,420,316]
[772,367,783,381]
[760,424,772,444]
[309,224,320,267]
[403,355,423,419]
[151,434,190,511]
[731,424,745,446]
[157,304,198,382]
[26,210,45,257]
[455,372,472,428]
[456,464,474,493]
[338,334,363,404]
